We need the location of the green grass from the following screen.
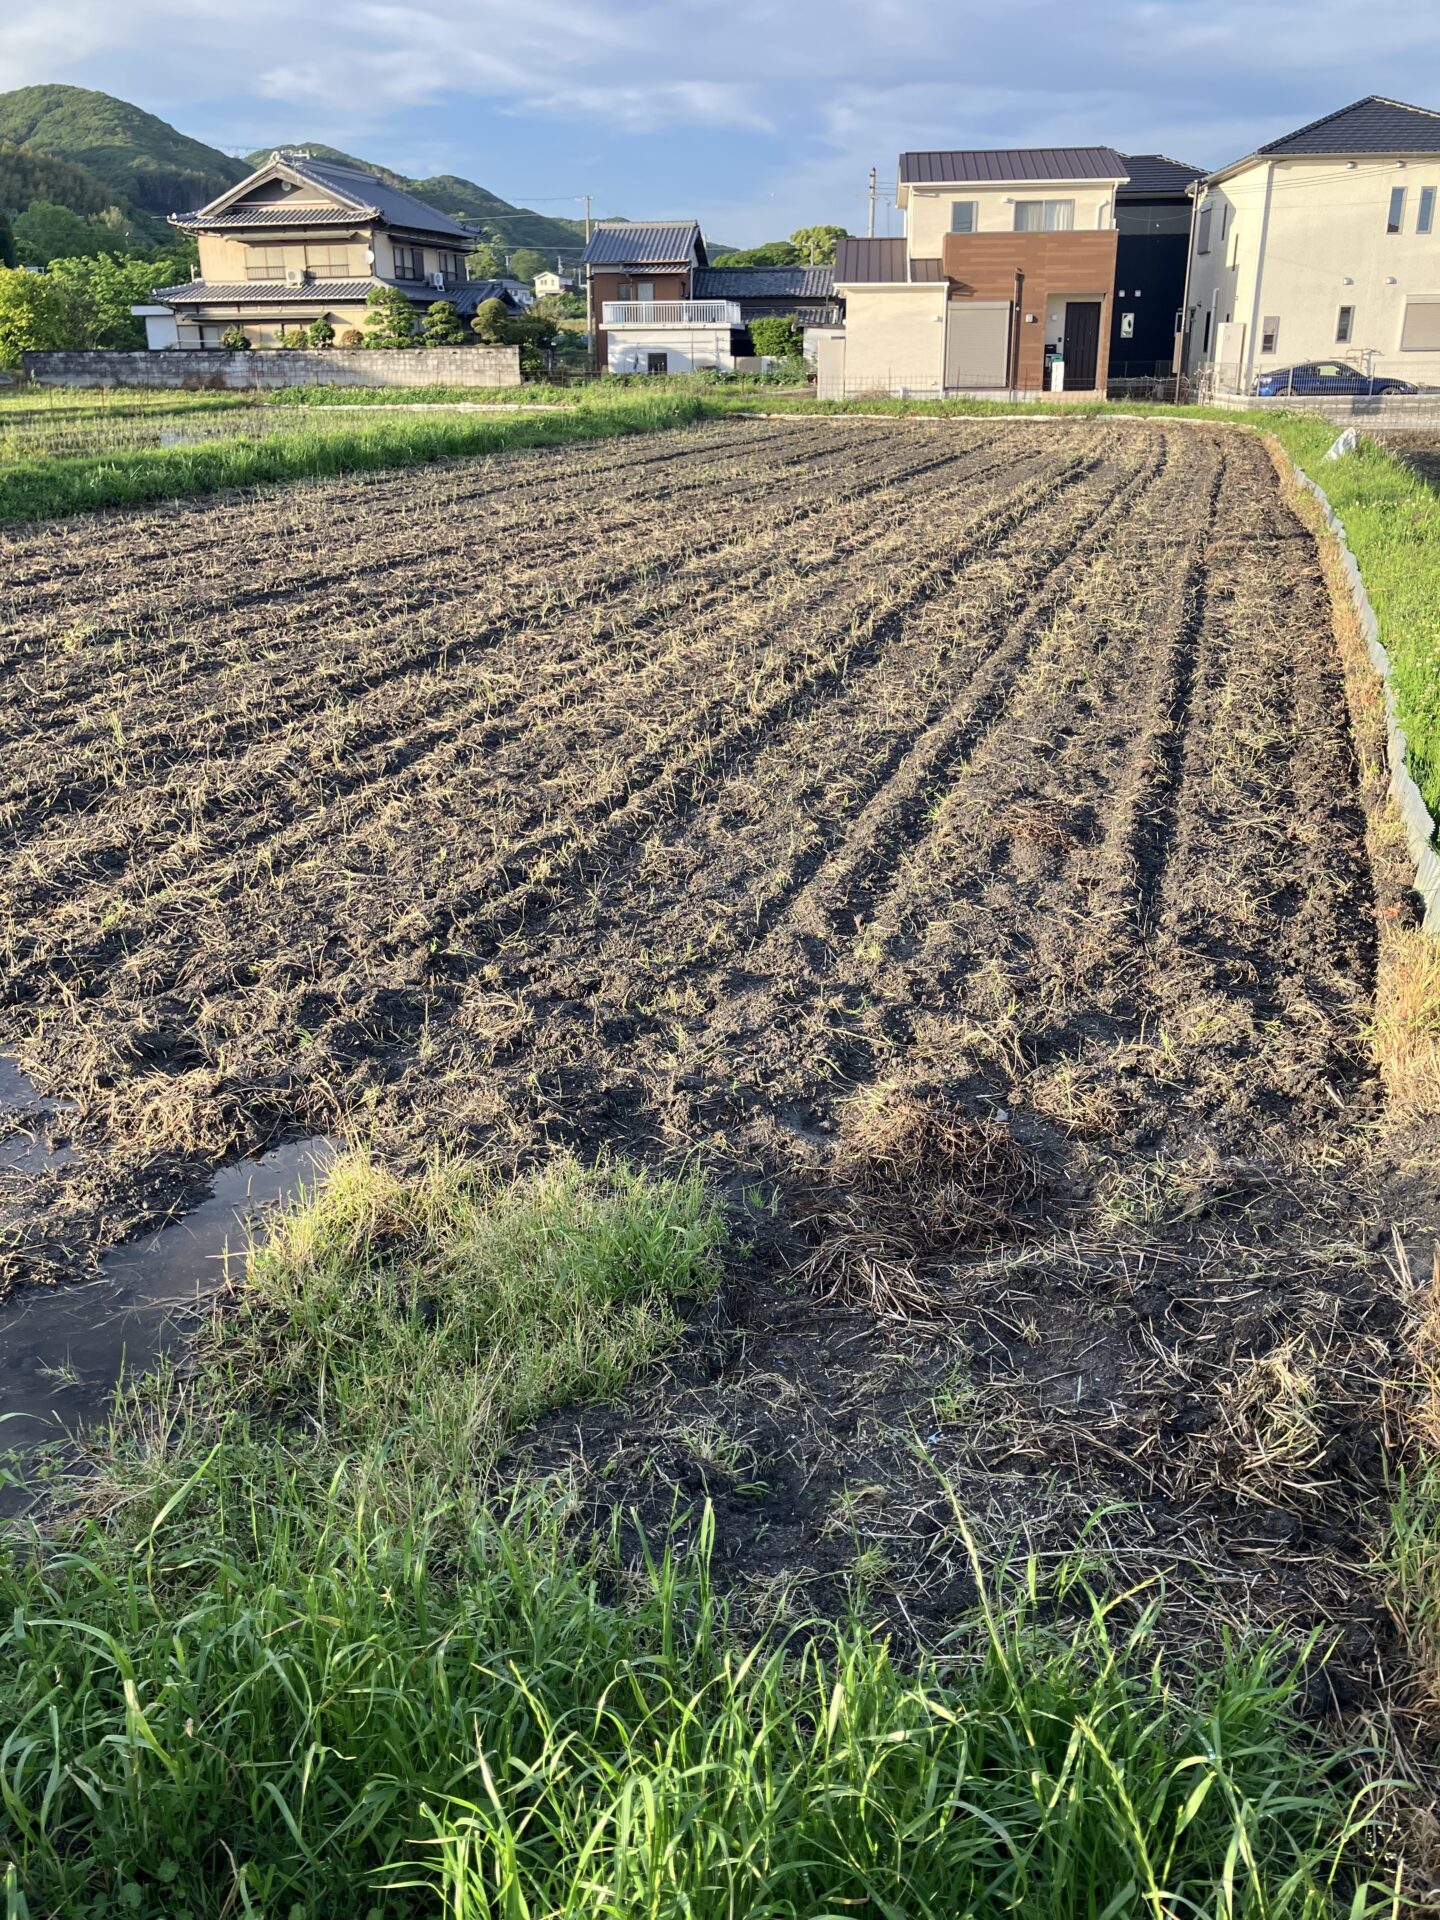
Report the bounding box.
[0,391,706,522]
[0,1151,1396,1918]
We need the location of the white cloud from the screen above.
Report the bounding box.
[4,0,1440,238]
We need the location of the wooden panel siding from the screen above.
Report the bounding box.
[939,230,1119,391]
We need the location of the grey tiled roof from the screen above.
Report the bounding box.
[174,204,378,229]
[900,146,1128,185]
[192,152,471,238]
[1118,154,1206,195]
[582,221,706,268]
[153,279,383,305]
[1256,95,1440,156]
[693,266,835,298]
[150,278,515,312]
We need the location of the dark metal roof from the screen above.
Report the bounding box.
[899,146,1128,185]
[692,266,835,298]
[1256,95,1440,156]
[173,204,377,229]
[192,152,471,238]
[833,240,948,284]
[582,220,706,268]
[1117,153,1206,195]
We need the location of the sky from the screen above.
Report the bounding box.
[6,0,1440,248]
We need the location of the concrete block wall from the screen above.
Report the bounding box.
[20,347,523,391]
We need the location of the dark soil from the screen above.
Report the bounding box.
[1,416,1435,1679]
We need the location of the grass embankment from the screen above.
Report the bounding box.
[0,1152,1391,1917]
[0,389,706,522]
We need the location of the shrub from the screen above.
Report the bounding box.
[749,315,805,360]
[275,326,311,349]
[306,316,335,348]
[471,295,511,345]
[335,326,363,347]
[218,325,251,351]
[363,283,419,349]
[421,299,469,346]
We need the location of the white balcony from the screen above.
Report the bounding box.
[602,300,741,327]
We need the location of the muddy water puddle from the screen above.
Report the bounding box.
[0,1133,337,1512]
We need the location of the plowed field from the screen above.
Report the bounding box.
[0,417,1426,1670]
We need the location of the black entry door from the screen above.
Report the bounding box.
[1062,301,1101,389]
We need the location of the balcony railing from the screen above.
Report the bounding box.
[602,301,741,326]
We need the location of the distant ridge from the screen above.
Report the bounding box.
[0,83,246,215]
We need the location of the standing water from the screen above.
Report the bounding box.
[0,1116,337,1511]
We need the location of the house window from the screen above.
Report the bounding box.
[635,280,655,301]
[950,200,976,234]
[304,245,350,277]
[616,281,630,300]
[392,245,424,281]
[1196,205,1213,254]
[1419,187,1436,235]
[1401,300,1440,350]
[437,250,465,281]
[1261,315,1279,354]
[1014,199,1074,232]
[1388,186,1407,234]
[1336,305,1354,344]
[247,247,288,282]
[1202,308,1212,354]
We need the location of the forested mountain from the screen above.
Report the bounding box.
[246,141,589,261]
[0,84,246,215]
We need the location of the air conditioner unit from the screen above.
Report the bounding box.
[429,271,446,289]
[284,266,312,286]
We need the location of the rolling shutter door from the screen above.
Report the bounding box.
[945,302,1010,389]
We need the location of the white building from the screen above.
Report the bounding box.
[599,299,741,374]
[1184,95,1440,390]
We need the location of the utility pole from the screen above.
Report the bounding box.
[583,193,592,244]
[867,167,877,239]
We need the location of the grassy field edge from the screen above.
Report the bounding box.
[0,1151,1399,1917]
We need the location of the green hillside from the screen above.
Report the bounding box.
[247,141,589,263]
[0,84,245,216]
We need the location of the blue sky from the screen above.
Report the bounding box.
[6,0,1440,246]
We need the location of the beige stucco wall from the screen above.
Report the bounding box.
[906,182,1118,256]
[197,231,370,282]
[832,282,948,394]
[1186,154,1440,384]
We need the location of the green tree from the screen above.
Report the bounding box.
[471,296,511,345]
[789,224,847,265]
[466,240,502,279]
[45,247,193,348]
[0,264,76,367]
[711,241,801,267]
[508,247,549,285]
[12,200,110,268]
[749,315,804,360]
[535,290,585,321]
[306,316,334,348]
[220,324,251,350]
[0,211,14,270]
[363,282,417,348]
[421,299,469,345]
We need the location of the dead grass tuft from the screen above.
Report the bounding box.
[835,1085,1042,1245]
[1372,925,1440,1120]
[1211,1339,1330,1508]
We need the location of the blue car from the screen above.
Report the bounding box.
[1254,360,1415,397]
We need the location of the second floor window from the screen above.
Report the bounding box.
[950,200,976,234]
[1336,305,1354,344]
[393,245,424,280]
[1014,199,1074,232]
[1419,186,1436,235]
[437,251,465,281]
[1388,186,1406,234]
[304,245,351,277]
[1196,205,1213,254]
[247,247,288,281]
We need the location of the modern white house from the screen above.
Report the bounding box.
[1183,96,1440,390]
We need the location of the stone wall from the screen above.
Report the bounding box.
[20,347,523,391]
